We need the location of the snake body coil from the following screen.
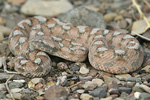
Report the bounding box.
[8,16,144,77]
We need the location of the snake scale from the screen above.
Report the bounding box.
[8,16,144,77]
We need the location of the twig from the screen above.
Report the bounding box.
[143,0,150,9]
[5,74,15,100]
[132,31,150,41]
[132,0,150,33]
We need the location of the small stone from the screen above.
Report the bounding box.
[34,83,43,89]
[11,88,23,93]
[114,15,123,21]
[100,96,112,100]
[79,75,93,81]
[0,92,6,99]
[113,98,124,100]
[89,87,107,98]
[92,78,104,87]
[132,86,144,92]
[139,84,150,93]
[103,75,114,84]
[134,92,141,99]
[31,78,44,84]
[77,89,85,94]
[89,68,98,77]
[9,82,24,89]
[59,6,106,28]
[82,81,97,91]
[118,87,132,94]
[115,74,131,81]
[0,25,12,36]
[57,62,68,70]
[79,66,89,75]
[36,96,45,100]
[37,89,45,96]
[7,0,26,6]
[108,81,119,95]
[80,93,93,100]
[0,83,6,91]
[104,13,117,23]
[21,0,73,16]
[142,65,150,73]
[28,81,35,89]
[0,17,6,25]
[44,85,68,100]
[70,63,80,71]
[0,32,4,41]
[13,79,25,83]
[127,77,141,83]
[120,92,136,100]
[139,93,150,100]
[7,93,22,99]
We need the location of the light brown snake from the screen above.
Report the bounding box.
[8,16,144,77]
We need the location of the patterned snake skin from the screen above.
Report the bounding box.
[8,16,144,77]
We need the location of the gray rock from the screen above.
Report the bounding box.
[119,87,132,94]
[139,93,150,100]
[127,77,141,83]
[44,85,68,100]
[89,87,107,98]
[8,82,24,89]
[20,0,73,16]
[58,6,106,28]
[120,92,136,100]
[0,92,5,99]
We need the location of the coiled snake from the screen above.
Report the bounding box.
[8,16,144,77]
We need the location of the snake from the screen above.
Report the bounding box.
[8,16,144,77]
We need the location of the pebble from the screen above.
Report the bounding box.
[142,65,150,73]
[0,92,5,99]
[114,15,123,21]
[44,85,68,100]
[76,89,85,94]
[115,74,131,81]
[0,17,6,25]
[13,79,25,83]
[104,13,117,23]
[58,6,106,28]
[82,81,97,91]
[20,0,73,16]
[57,62,68,70]
[11,88,23,93]
[79,66,89,75]
[139,84,150,93]
[120,92,136,100]
[0,83,6,91]
[127,77,141,83]
[0,25,11,36]
[8,82,24,89]
[89,87,107,98]
[108,81,119,95]
[6,93,22,99]
[134,92,141,99]
[80,93,93,100]
[37,89,45,96]
[100,96,112,100]
[34,83,43,89]
[118,87,132,94]
[70,63,80,71]
[92,78,104,87]
[139,93,150,100]
[103,75,114,84]
[31,78,44,84]
[7,0,26,6]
